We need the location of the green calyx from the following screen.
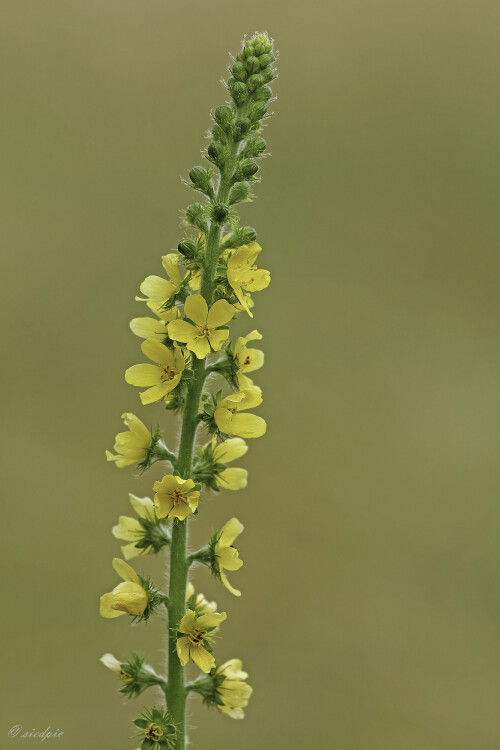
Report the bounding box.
[134,707,177,750]
[119,653,166,698]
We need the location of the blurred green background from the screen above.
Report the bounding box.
[1,1,499,748]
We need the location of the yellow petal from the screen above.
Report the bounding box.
[225,413,266,438]
[190,645,216,674]
[129,317,167,339]
[243,268,270,292]
[207,299,235,328]
[141,338,174,366]
[209,328,229,352]
[195,611,227,630]
[178,609,196,634]
[121,413,150,442]
[111,581,148,615]
[176,636,191,666]
[217,467,248,490]
[100,593,125,618]
[188,335,211,360]
[220,570,242,597]
[112,515,142,541]
[112,558,140,584]
[138,275,176,301]
[184,294,208,326]
[161,253,181,286]
[219,517,244,547]
[218,545,243,572]
[139,379,179,405]
[128,493,155,519]
[214,438,248,463]
[167,319,196,343]
[125,364,161,387]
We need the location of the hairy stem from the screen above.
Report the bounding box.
[164,122,243,748]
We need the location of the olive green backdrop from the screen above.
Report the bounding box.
[1,1,499,748]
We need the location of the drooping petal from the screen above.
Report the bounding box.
[121,413,151,443]
[219,569,242,597]
[112,515,142,541]
[184,294,208,326]
[218,545,243,571]
[105,450,135,468]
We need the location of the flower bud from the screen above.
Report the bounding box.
[207,141,226,168]
[210,203,230,224]
[254,85,273,102]
[249,101,268,121]
[241,137,266,158]
[189,165,211,192]
[234,159,258,181]
[214,105,234,133]
[247,74,263,92]
[231,62,247,82]
[228,182,251,205]
[230,81,248,105]
[185,203,208,232]
[234,118,251,140]
[259,52,274,67]
[245,56,260,74]
[178,238,199,260]
[243,44,255,59]
[260,66,274,83]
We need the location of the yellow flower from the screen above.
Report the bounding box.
[233,330,264,390]
[186,582,217,616]
[176,609,227,673]
[135,253,181,306]
[214,390,266,438]
[153,475,199,521]
[215,518,244,596]
[105,413,153,468]
[227,243,270,317]
[125,340,185,405]
[168,294,235,359]
[112,494,157,560]
[209,437,248,490]
[215,659,253,719]
[130,301,180,340]
[100,653,129,681]
[100,559,148,618]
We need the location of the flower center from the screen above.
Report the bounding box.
[144,724,163,741]
[161,366,175,381]
[170,488,185,505]
[189,627,206,646]
[197,323,211,337]
[243,355,251,366]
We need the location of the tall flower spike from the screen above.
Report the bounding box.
[100,31,277,748]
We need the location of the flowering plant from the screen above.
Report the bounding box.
[99,31,276,750]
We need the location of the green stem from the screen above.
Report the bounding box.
[164,124,243,748]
